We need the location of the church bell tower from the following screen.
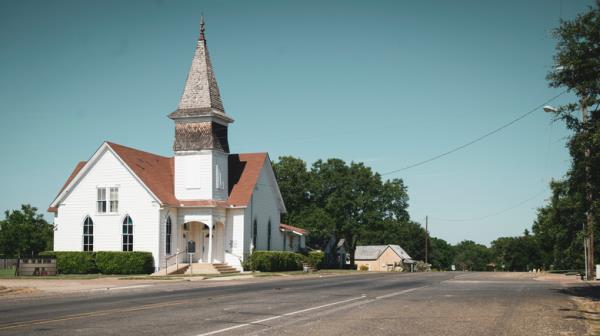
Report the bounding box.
[169,17,233,201]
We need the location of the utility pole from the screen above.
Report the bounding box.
[582,98,595,280]
[425,216,429,267]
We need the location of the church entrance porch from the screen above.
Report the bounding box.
[183,221,225,264]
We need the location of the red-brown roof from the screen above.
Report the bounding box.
[107,142,178,205]
[228,153,267,207]
[49,142,268,211]
[280,223,307,235]
[48,161,86,212]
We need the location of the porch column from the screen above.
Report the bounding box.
[208,225,213,263]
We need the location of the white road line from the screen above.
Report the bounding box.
[197,285,427,336]
[375,286,427,299]
[195,295,366,336]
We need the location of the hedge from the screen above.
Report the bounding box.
[39,251,96,274]
[246,251,304,272]
[95,252,154,275]
[306,250,325,269]
[40,251,154,274]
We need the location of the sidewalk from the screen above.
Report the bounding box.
[0,277,181,296]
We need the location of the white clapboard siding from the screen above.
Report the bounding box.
[244,160,283,253]
[54,148,160,267]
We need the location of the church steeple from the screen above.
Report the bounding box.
[169,16,233,153]
[171,17,231,201]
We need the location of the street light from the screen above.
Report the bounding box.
[544,102,594,280]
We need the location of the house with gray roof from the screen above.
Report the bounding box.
[355,245,413,272]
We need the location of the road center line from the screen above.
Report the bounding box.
[195,295,367,336]
[197,285,428,336]
[0,299,190,331]
[375,286,427,299]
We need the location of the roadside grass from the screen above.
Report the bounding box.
[0,268,362,280]
[0,267,16,277]
[0,271,151,280]
[572,296,600,335]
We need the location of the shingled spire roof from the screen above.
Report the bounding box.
[169,16,230,120]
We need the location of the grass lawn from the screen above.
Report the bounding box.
[0,272,145,280]
[0,267,16,277]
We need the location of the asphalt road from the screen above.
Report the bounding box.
[0,272,587,335]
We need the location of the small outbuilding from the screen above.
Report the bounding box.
[355,245,412,272]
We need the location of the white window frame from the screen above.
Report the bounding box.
[96,186,119,215]
[109,187,119,213]
[97,188,107,213]
[166,216,172,255]
[122,215,134,251]
[83,216,94,251]
[216,164,224,190]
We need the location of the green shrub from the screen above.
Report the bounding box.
[95,252,154,274]
[242,254,254,272]
[247,251,304,272]
[359,264,369,271]
[40,251,96,274]
[306,250,325,269]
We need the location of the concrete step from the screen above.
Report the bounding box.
[184,263,240,275]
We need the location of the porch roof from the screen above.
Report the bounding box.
[280,223,307,236]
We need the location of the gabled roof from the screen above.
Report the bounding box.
[280,223,307,236]
[49,142,277,212]
[354,245,412,261]
[228,153,266,206]
[47,161,86,212]
[108,142,178,205]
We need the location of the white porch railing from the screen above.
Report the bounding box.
[163,249,186,276]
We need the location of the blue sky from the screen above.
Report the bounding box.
[0,0,593,245]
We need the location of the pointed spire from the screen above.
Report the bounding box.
[199,15,206,41]
[169,15,230,119]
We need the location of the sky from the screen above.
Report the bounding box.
[0,0,594,245]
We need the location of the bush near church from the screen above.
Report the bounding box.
[95,252,154,275]
[246,251,304,272]
[39,251,96,274]
[40,251,154,274]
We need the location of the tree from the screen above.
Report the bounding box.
[532,179,586,269]
[543,1,600,271]
[452,240,492,271]
[272,156,313,225]
[0,204,54,257]
[428,237,455,271]
[311,159,390,264]
[273,156,413,265]
[491,232,542,271]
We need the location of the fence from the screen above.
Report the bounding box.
[0,259,17,269]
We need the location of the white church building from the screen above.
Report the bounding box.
[48,19,306,273]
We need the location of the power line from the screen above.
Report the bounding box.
[381,90,568,176]
[429,189,546,223]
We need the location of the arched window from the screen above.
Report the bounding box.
[166,217,172,255]
[122,215,133,251]
[83,216,93,251]
[267,219,272,251]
